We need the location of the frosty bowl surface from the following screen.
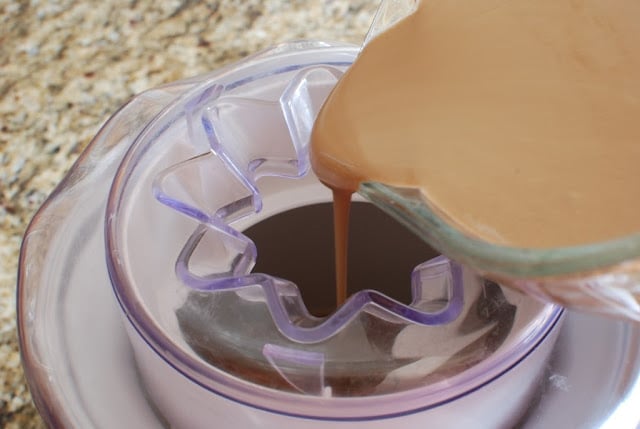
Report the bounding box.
[104,40,563,427]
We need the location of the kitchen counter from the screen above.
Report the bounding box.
[0,1,377,426]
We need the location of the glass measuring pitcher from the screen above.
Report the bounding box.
[348,0,640,322]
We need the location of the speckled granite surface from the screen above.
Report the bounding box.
[0,1,377,427]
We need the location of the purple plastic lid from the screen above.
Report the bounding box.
[105,41,562,420]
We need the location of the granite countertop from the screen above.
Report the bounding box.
[0,1,378,426]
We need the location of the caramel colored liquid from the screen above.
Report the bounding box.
[312,0,640,252]
[332,188,352,307]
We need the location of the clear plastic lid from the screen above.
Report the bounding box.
[106,40,562,419]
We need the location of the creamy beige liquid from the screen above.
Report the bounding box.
[313,0,640,251]
[332,187,352,306]
[312,0,640,304]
